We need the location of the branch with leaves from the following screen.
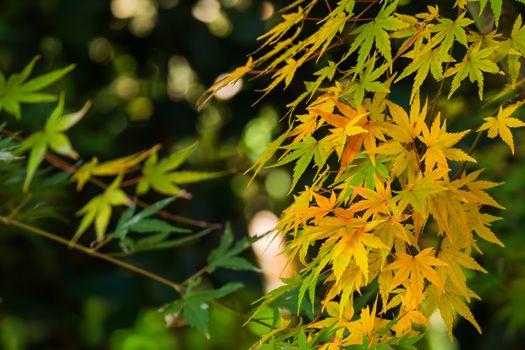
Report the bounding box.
[203,0,525,348]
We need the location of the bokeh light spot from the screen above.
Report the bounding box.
[265,169,291,199]
[127,97,154,121]
[89,37,115,64]
[213,73,243,100]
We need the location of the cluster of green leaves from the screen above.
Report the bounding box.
[161,223,259,337]
[0,58,263,344]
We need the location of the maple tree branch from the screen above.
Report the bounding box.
[0,126,221,229]
[324,0,332,13]
[0,215,186,295]
[348,0,379,34]
[0,215,275,329]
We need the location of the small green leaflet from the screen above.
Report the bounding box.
[207,222,258,273]
[73,176,129,243]
[15,94,90,191]
[107,197,211,253]
[137,142,228,196]
[0,56,75,119]
[245,130,289,185]
[272,136,327,192]
[160,278,243,338]
[347,56,390,107]
[444,43,499,100]
[431,13,473,59]
[346,1,409,73]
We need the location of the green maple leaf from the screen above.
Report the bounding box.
[445,43,500,100]
[73,176,129,243]
[272,136,327,191]
[0,57,74,119]
[431,12,473,58]
[107,197,212,254]
[161,279,243,338]
[348,56,390,106]
[207,223,258,273]
[16,94,90,191]
[397,43,453,101]
[511,15,525,56]
[137,143,228,196]
[346,1,409,72]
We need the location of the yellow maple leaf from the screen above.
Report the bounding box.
[437,240,487,300]
[329,222,388,282]
[73,144,161,191]
[388,248,447,303]
[342,301,389,347]
[350,179,393,220]
[374,98,426,181]
[478,103,525,154]
[197,57,254,110]
[419,114,476,171]
[426,285,482,339]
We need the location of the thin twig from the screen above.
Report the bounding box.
[0,216,275,329]
[0,215,185,295]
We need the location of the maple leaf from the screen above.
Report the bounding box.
[388,248,447,303]
[437,241,487,300]
[374,98,426,181]
[510,15,525,58]
[444,43,500,100]
[468,211,505,247]
[427,286,481,339]
[419,114,475,172]
[346,56,390,107]
[350,179,393,220]
[346,1,409,72]
[478,103,525,154]
[0,56,74,119]
[291,191,337,225]
[342,301,389,347]
[273,136,329,191]
[392,288,429,335]
[431,12,473,58]
[138,143,227,196]
[73,176,130,244]
[330,224,388,282]
[73,145,160,191]
[161,278,243,338]
[396,43,452,101]
[16,94,90,191]
[395,170,447,216]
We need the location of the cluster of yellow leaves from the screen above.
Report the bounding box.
[259,89,514,347]
[226,0,525,348]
